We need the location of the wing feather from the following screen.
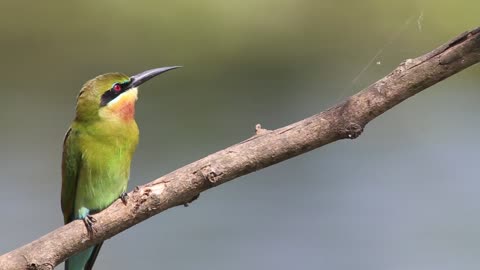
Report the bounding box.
[61,127,80,224]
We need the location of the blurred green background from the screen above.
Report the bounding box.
[2,1,480,269]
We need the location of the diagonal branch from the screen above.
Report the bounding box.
[2,27,480,270]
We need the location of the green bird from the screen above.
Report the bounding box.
[61,66,180,270]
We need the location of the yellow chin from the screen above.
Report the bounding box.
[99,88,138,120]
[108,88,138,106]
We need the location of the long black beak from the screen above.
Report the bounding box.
[128,66,181,88]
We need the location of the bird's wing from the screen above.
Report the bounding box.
[61,127,80,224]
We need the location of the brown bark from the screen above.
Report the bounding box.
[2,27,480,270]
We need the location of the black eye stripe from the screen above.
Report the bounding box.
[100,81,131,107]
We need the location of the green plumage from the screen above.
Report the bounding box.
[62,116,139,221]
[61,73,139,270]
[61,66,179,270]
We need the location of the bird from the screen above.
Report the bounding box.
[61,66,180,270]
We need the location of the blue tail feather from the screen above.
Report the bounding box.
[65,243,103,270]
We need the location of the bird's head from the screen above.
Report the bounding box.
[75,67,180,122]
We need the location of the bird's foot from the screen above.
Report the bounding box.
[120,192,129,205]
[83,215,97,236]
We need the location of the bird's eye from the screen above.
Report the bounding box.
[113,84,122,92]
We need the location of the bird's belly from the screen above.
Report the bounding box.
[74,143,133,218]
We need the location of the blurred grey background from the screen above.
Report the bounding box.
[1,1,480,269]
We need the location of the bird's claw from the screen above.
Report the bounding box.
[120,192,128,205]
[84,215,97,236]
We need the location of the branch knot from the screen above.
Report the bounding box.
[200,165,223,186]
[340,122,363,139]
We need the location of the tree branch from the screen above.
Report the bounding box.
[2,27,480,270]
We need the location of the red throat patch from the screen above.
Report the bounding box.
[116,100,136,120]
[106,90,138,121]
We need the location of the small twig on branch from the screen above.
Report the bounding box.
[2,27,480,270]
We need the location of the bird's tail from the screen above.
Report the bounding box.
[65,242,103,270]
